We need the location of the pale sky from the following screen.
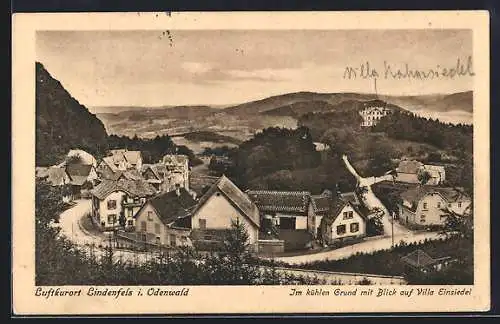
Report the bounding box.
[36,30,473,108]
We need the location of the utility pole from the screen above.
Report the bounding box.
[391,211,395,249]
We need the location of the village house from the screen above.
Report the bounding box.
[97,149,143,175]
[141,164,167,192]
[398,186,471,227]
[36,166,70,186]
[162,154,190,192]
[401,249,457,274]
[35,166,73,202]
[359,101,392,127]
[246,190,316,235]
[90,178,157,230]
[190,175,261,251]
[133,187,197,247]
[395,159,446,185]
[319,194,368,245]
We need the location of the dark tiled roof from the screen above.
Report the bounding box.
[66,164,93,177]
[396,160,424,174]
[194,175,260,228]
[311,195,330,214]
[246,190,311,214]
[91,178,157,200]
[146,189,198,226]
[401,249,437,268]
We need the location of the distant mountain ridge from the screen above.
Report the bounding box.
[93,90,473,118]
[222,90,473,116]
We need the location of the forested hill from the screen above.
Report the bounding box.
[36,62,108,166]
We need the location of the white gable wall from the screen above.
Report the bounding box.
[97,190,126,228]
[330,204,366,240]
[192,190,258,245]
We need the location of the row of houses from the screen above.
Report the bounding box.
[90,171,378,253]
[36,148,191,199]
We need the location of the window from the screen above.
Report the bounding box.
[170,234,177,246]
[199,218,207,229]
[422,202,428,210]
[437,202,441,208]
[147,211,153,221]
[107,200,117,210]
[127,209,133,217]
[458,202,462,208]
[127,220,133,226]
[336,225,346,235]
[343,211,354,220]
[140,221,147,232]
[350,222,359,233]
[181,236,188,245]
[420,214,426,223]
[204,235,213,240]
[448,203,452,208]
[154,223,161,235]
[107,214,117,224]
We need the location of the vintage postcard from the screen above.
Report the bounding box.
[12,11,490,315]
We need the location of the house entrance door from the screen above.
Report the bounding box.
[279,217,296,230]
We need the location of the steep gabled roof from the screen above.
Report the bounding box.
[142,189,198,226]
[246,190,311,214]
[141,164,161,180]
[91,178,157,200]
[401,249,437,268]
[193,175,260,228]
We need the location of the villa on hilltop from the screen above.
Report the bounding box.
[359,100,392,127]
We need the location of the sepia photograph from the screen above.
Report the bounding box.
[12,11,490,314]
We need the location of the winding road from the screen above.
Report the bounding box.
[271,156,444,264]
